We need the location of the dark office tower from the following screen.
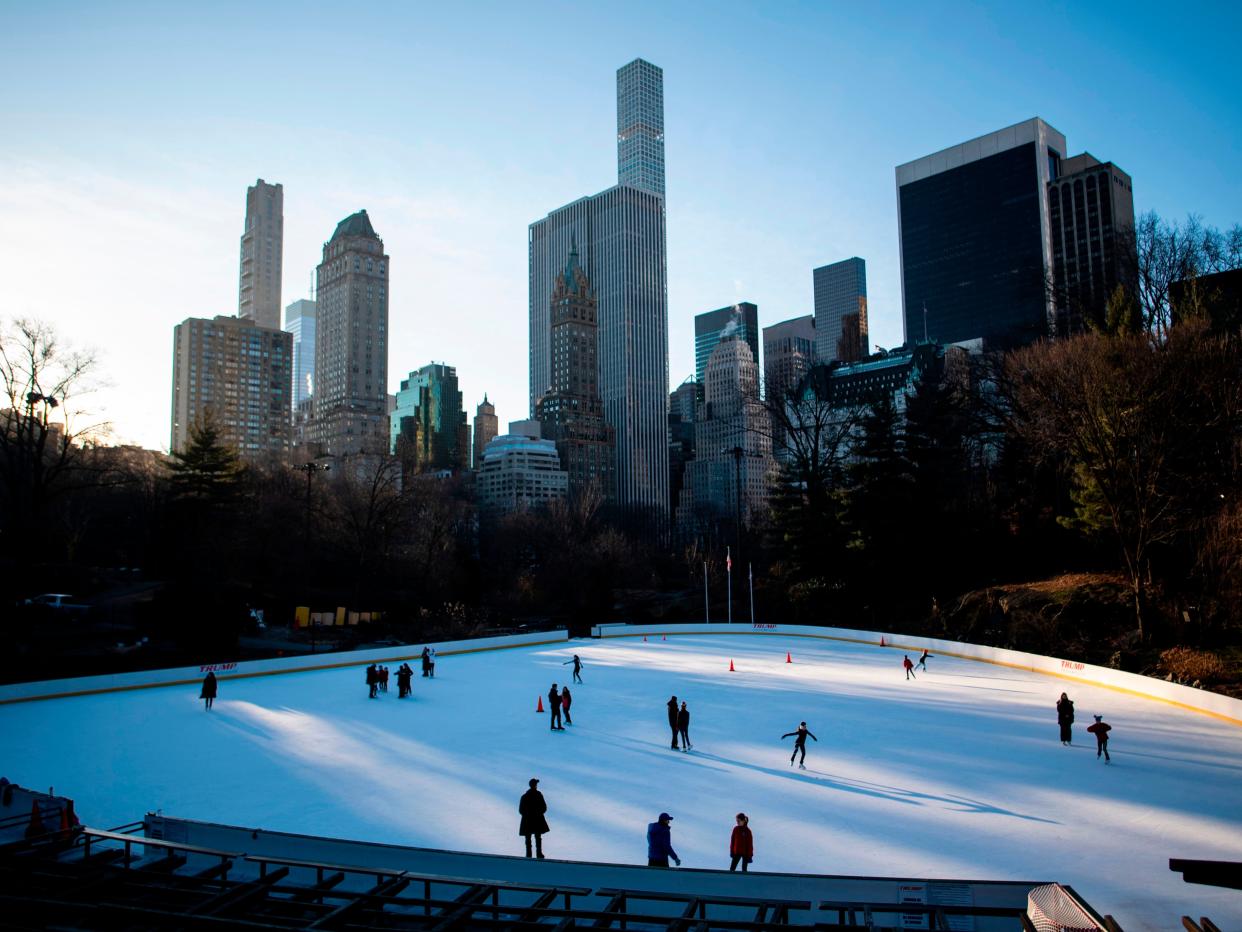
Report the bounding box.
[529,59,668,516]
[763,315,815,402]
[238,179,283,330]
[1048,154,1136,336]
[312,210,390,457]
[536,244,616,502]
[617,58,665,197]
[473,395,498,471]
[668,377,697,514]
[897,118,1066,349]
[695,303,759,399]
[813,258,868,363]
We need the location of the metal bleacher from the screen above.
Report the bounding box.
[0,804,1125,931]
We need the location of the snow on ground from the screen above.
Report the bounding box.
[3,634,1240,931]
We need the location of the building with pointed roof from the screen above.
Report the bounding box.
[473,395,498,471]
[536,244,616,503]
[311,210,390,457]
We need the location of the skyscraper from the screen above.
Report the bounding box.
[473,395,498,471]
[813,259,868,364]
[675,333,774,533]
[1048,154,1136,336]
[529,59,668,515]
[284,299,316,409]
[171,315,292,459]
[312,210,389,457]
[763,315,816,403]
[617,58,665,197]
[695,303,759,399]
[390,363,468,472]
[896,118,1066,349]
[536,243,616,502]
[238,179,284,330]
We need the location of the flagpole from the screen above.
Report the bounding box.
[703,561,709,624]
[727,546,733,624]
[749,562,755,624]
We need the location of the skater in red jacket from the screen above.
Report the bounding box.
[729,813,753,872]
[903,655,916,680]
[1086,715,1111,762]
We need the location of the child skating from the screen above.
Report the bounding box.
[1087,714,1112,762]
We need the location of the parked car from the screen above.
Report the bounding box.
[22,593,90,612]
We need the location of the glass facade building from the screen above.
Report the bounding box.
[283,299,316,410]
[694,303,758,399]
[529,59,668,516]
[617,59,665,197]
[896,118,1065,350]
[813,258,868,364]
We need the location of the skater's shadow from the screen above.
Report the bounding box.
[590,734,732,775]
[691,751,1059,823]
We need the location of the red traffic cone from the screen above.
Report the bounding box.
[728,659,735,672]
[880,636,886,647]
[643,635,648,642]
[25,801,45,838]
[536,695,544,713]
[662,634,667,641]
[785,651,792,663]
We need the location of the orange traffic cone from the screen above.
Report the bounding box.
[880,636,886,647]
[785,651,792,663]
[728,659,735,672]
[25,801,45,838]
[536,695,544,713]
[662,635,667,641]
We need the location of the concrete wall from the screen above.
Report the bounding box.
[0,630,568,705]
[591,622,1242,725]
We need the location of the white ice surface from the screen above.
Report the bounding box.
[3,634,1240,931]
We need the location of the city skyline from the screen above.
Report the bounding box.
[2,1,1239,450]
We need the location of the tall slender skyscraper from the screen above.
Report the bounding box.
[529,59,669,516]
[617,58,665,197]
[312,210,389,457]
[473,395,498,471]
[814,258,868,363]
[238,179,283,330]
[896,118,1066,349]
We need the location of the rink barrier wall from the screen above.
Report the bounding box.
[0,629,569,705]
[591,622,1242,725]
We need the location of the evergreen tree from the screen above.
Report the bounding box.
[166,417,241,505]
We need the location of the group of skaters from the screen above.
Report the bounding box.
[902,649,932,679]
[364,647,437,699]
[518,778,755,872]
[1057,692,1113,762]
[545,655,584,730]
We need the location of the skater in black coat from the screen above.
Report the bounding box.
[421,647,431,677]
[365,664,378,699]
[200,672,217,710]
[1087,714,1112,762]
[518,778,549,858]
[396,664,412,698]
[916,649,932,671]
[667,695,680,749]
[782,721,817,768]
[1056,693,1075,745]
[548,684,564,730]
[563,654,584,684]
[677,701,692,750]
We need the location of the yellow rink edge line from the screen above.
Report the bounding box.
[604,630,1242,727]
[0,637,568,706]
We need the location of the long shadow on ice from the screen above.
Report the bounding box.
[688,750,1060,823]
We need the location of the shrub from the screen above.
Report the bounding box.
[1159,646,1229,683]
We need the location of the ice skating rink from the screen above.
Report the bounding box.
[3,634,1240,931]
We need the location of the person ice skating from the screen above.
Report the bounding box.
[563,654,583,684]
[200,672,217,710]
[729,813,753,872]
[396,663,412,698]
[647,812,680,867]
[548,684,564,730]
[561,686,573,725]
[903,655,916,680]
[667,695,680,749]
[427,647,436,678]
[677,701,692,751]
[380,665,389,693]
[782,721,818,768]
[421,647,431,678]
[1056,692,1075,745]
[519,778,549,858]
[366,664,378,699]
[1087,714,1112,762]
[917,649,932,671]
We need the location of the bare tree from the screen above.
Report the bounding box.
[0,318,107,558]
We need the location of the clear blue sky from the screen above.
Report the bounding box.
[2,0,1239,450]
